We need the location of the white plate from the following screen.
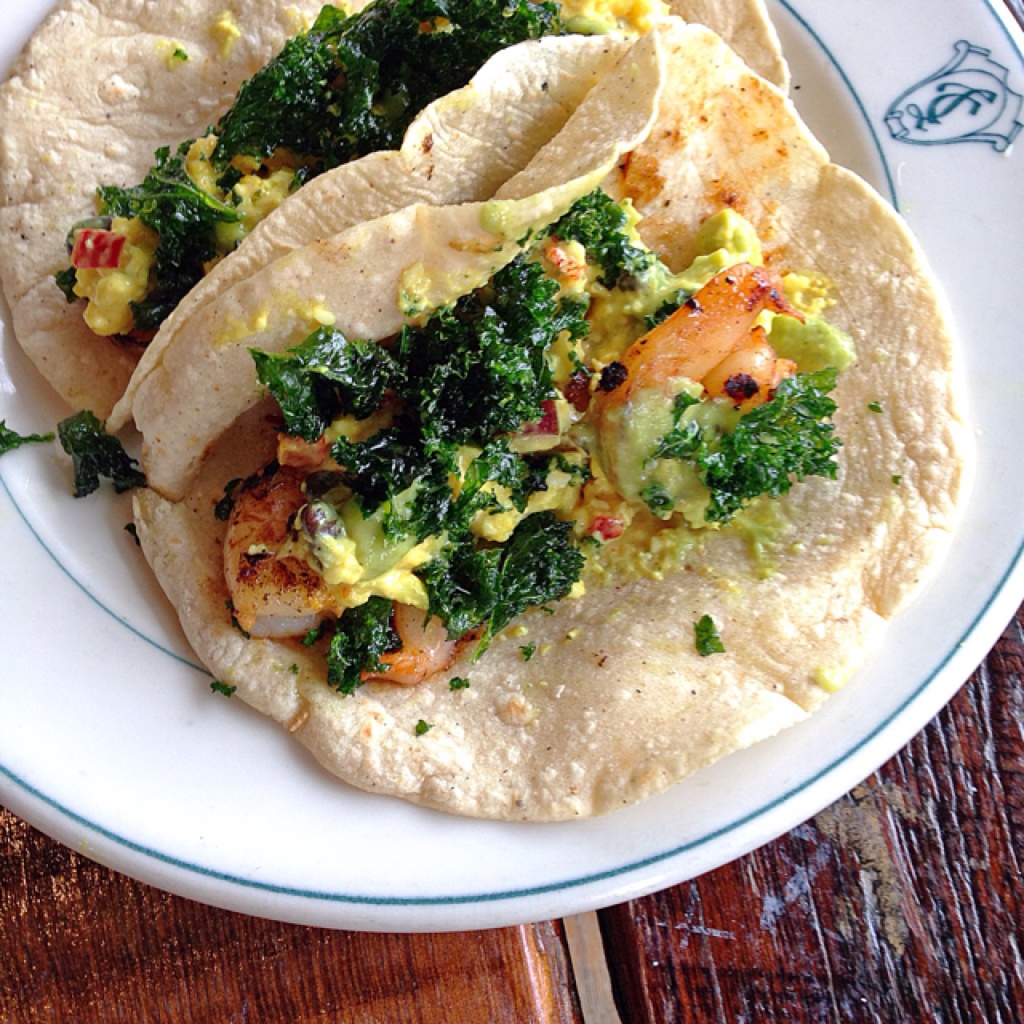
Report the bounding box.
[1,0,1022,932]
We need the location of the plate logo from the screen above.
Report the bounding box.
[885,40,1022,151]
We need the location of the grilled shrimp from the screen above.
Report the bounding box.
[224,465,463,685]
[701,324,797,412]
[590,263,802,505]
[224,465,337,637]
[362,603,462,686]
[593,263,801,414]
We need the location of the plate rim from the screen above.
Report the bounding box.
[1,0,1022,931]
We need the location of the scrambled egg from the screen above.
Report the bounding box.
[559,0,669,35]
[73,217,158,336]
[210,10,242,59]
[72,135,298,336]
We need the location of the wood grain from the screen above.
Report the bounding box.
[598,608,1024,1022]
[0,814,583,1023]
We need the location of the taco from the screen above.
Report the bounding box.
[130,20,966,820]
[0,0,786,421]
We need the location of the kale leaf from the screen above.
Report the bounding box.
[417,511,583,654]
[216,0,563,167]
[417,539,502,639]
[325,595,401,694]
[56,410,146,497]
[214,5,348,164]
[483,511,583,648]
[397,256,587,452]
[331,416,424,513]
[698,369,840,523]
[550,188,659,289]
[252,326,399,441]
[97,143,240,332]
[0,420,54,457]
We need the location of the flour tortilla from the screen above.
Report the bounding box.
[0,0,785,421]
[133,21,967,819]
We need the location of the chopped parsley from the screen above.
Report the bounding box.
[56,410,146,497]
[867,401,884,414]
[0,420,54,456]
[520,641,537,661]
[694,615,725,657]
[648,392,701,463]
[415,719,433,735]
[449,676,471,690]
[641,482,677,518]
[214,476,246,521]
[210,680,237,696]
[303,623,329,646]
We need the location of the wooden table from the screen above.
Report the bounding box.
[4,5,1023,1021]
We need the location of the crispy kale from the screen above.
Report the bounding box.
[61,0,564,333]
[550,188,659,289]
[216,0,563,167]
[325,596,400,694]
[651,370,840,523]
[252,326,399,441]
[483,511,583,647]
[396,255,587,452]
[95,143,239,331]
[0,420,54,457]
[330,416,429,523]
[417,511,583,654]
[700,369,840,522]
[56,410,146,497]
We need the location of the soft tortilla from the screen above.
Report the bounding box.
[132,22,968,820]
[0,0,786,421]
[131,27,667,499]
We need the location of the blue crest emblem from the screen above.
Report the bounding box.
[885,40,1022,151]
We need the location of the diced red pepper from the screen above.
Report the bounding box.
[563,370,592,413]
[70,228,126,270]
[590,516,624,541]
[520,399,560,436]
